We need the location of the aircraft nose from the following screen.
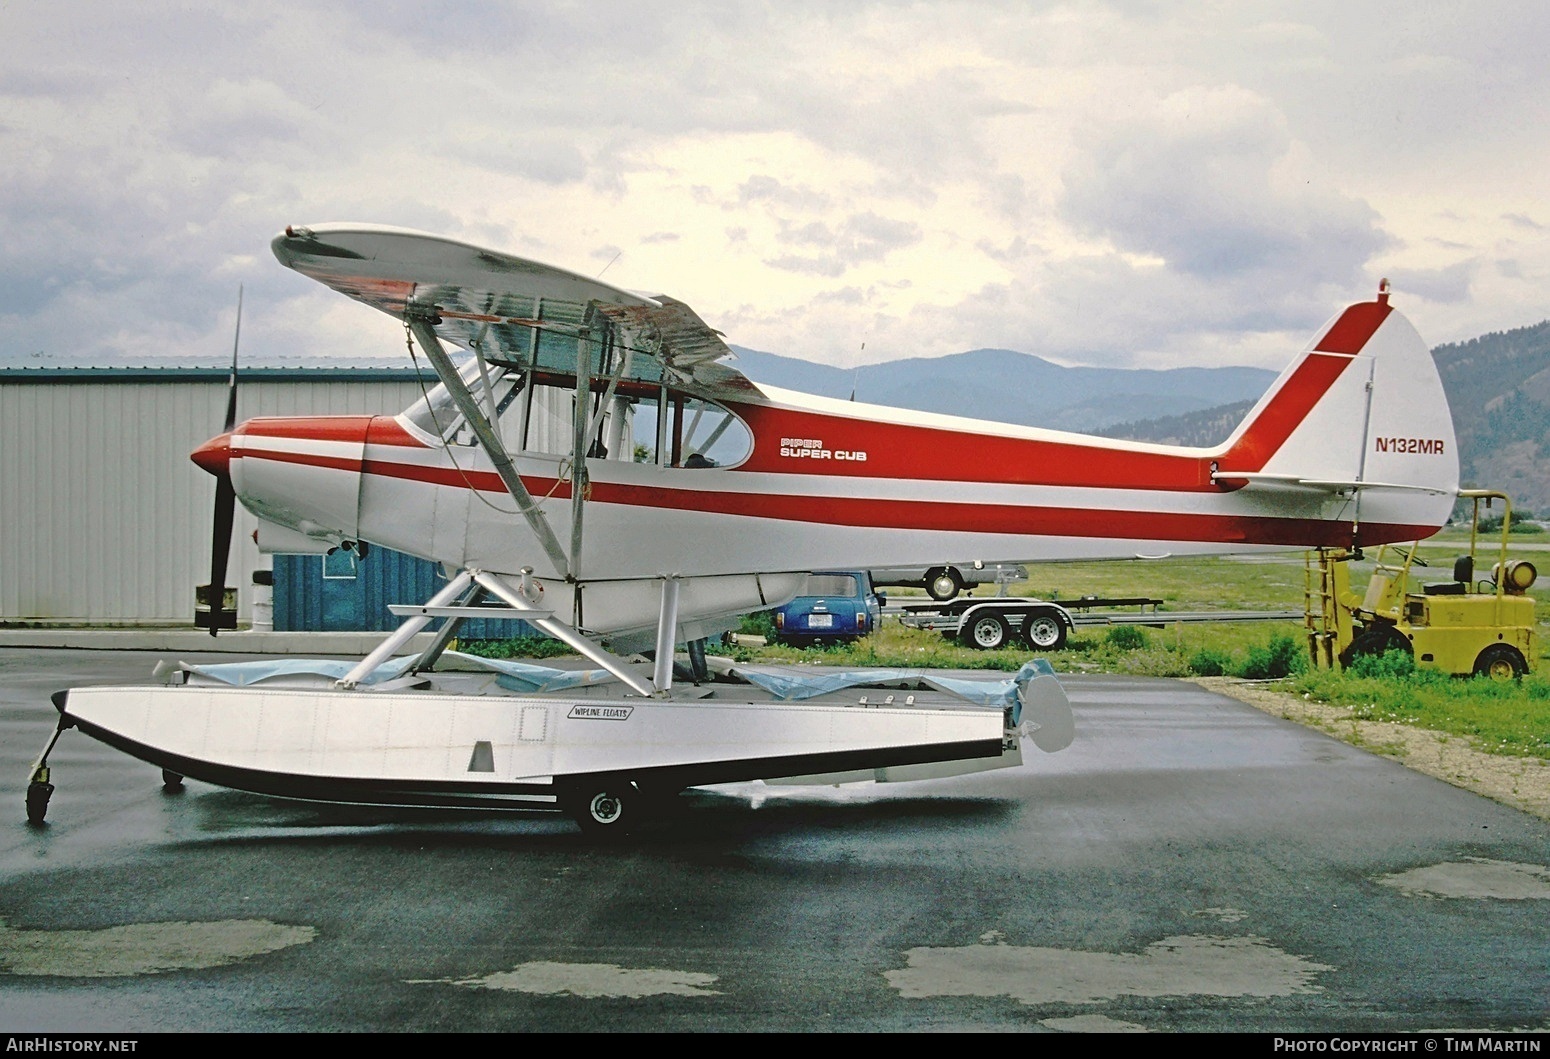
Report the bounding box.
[191,432,233,477]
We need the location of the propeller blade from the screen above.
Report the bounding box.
[224,285,242,432]
[208,285,242,636]
[208,475,236,637]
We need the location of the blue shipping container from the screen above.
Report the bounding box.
[272,547,539,640]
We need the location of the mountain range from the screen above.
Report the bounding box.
[729,345,1276,432]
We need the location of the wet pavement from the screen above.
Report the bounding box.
[0,648,1546,1033]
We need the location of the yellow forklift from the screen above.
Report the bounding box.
[1306,490,1540,680]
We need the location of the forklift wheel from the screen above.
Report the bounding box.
[1473,644,1526,682]
[1339,627,1411,669]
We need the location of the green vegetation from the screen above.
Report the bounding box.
[1477,511,1543,535]
[456,634,578,660]
[1105,625,1148,650]
[1292,664,1550,761]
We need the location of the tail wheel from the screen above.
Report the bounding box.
[1022,613,1067,651]
[964,614,1011,650]
[563,781,642,837]
[927,568,961,601]
[1473,644,1526,682]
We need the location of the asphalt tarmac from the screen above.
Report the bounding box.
[0,647,1546,1034]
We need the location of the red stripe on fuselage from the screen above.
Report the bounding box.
[241,416,375,442]
[731,404,1217,489]
[242,445,1431,550]
[576,480,1434,549]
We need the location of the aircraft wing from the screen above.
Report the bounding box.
[271,223,762,401]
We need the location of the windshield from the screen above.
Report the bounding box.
[401,358,517,440]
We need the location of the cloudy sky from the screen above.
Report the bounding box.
[4,1,1547,374]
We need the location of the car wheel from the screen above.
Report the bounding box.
[963,614,1011,650]
[1473,644,1526,682]
[927,568,961,602]
[1022,613,1067,651]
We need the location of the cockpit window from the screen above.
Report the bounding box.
[401,357,750,469]
[629,394,752,468]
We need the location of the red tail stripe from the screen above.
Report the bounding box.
[1218,354,1351,469]
[1314,301,1392,355]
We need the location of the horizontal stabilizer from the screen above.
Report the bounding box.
[1210,471,1453,495]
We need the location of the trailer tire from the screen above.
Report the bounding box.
[927,568,961,602]
[1473,644,1526,682]
[963,614,1011,650]
[1022,613,1067,651]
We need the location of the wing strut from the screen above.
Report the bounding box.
[569,322,591,579]
[405,313,572,579]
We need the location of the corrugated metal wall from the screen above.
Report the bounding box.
[0,371,432,624]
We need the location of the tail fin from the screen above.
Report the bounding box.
[1211,284,1457,539]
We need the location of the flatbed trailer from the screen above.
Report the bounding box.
[897,597,1082,650]
[897,596,1303,649]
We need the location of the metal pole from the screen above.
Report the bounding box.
[571,323,592,577]
[409,582,488,674]
[653,577,681,693]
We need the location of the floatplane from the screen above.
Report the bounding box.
[27,224,1458,834]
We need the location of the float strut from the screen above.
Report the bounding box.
[653,577,681,694]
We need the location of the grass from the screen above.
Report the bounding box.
[1292,660,1550,761]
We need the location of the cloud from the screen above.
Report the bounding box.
[738,175,832,212]
[765,212,922,276]
[1386,260,1476,303]
[0,2,1544,373]
[1059,85,1387,283]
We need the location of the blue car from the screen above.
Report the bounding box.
[773,571,884,645]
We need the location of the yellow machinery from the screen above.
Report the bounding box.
[1306,490,1540,679]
